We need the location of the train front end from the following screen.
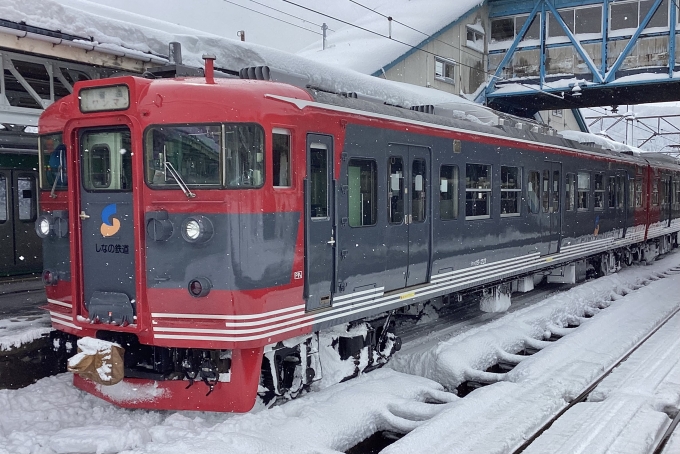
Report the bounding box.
[37,75,312,412]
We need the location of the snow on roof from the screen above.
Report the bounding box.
[558,130,643,154]
[296,0,484,75]
[2,0,498,124]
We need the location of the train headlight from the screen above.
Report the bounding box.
[36,214,54,238]
[181,216,214,244]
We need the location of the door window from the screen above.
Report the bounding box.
[388,157,404,224]
[0,175,6,222]
[82,129,132,191]
[594,174,605,210]
[17,176,36,221]
[552,170,560,212]
[412,159,426,222]
[527,170,540,214]
[578,172,590,210]
[565,173,575,211]
[273,129,291,187]
[542,170,550,213]
[310,144,328,219]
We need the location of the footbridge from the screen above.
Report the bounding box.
[486,0,680,116]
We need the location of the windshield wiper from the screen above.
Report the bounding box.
[164,161,196,198]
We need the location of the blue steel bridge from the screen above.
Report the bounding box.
[486,0,680,116]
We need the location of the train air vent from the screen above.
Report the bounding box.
[238,65,310,88]
[410,105,435,114]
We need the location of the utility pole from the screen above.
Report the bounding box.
[322,23,328,50]
[237,30,245,42]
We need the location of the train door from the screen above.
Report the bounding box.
[388,144,431,287]
[0,169,40,275]
[77,128,136,318]
[613,171,628,236]
[304,134,335,312]
[543,161,562,254]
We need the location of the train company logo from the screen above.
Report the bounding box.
[100,204,121,237]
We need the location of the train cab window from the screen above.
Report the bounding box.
[527,170,540,214]
[17,176,36,221]
[348,159,377,227]
[273,129,291,187]
[466,163,491,219]
[82,129,132,191]
[440,165,459,220]
[577,172,590,210]
[39,133,66,190]
[501,166,521,216]
[652,179,659,206]
[0,175,6,222]
[145,124,222,189]
[225,125,264,188]
[389,157,404,224]
[594,174,605,210]
[412,159,427,223]
[565,173,575,211]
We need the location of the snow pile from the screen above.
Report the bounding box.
[0,0,498,124]
[559,129,643,154]
[0,314,52,351]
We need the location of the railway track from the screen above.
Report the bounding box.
[511,264,680,454]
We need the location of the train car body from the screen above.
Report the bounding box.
[0,141,41,277]
[37,68,680,412]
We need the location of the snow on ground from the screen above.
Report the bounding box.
[1,253,680,454]
[0,313,51,351]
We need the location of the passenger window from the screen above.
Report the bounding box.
[0,175,6,222]
[527,170,540,214]
[565,173,575,211]
[652,179,659,206]
[616,176,625,208]
[440,165,459,220]
[608,176,616,208]
[635,178,643,207]
[501,166,520,216]
[594,174,605,210]
[273,129,291,187]
[577,171,590,210]
[388,157,404,224]
[466,163,491,219]
[542,170,550,213]
[310,145,328,219]
[17,176,36,222]
[348,159,377,227]
[412,159,426,223]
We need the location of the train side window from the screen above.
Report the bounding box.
[527,170,540,214]
[635,178,643,207]
[565,173,575,211]
[501,165,520,216]
[0,175,6,222]
[273,129,291,187]
[440,165,459,220]
[17,176,36,222]
[594,174,605,210]
[577,172,590,210]
[652,179,659,206]
[466,163,491,219]
[388,157,404,224]
[225,124,264,188]
[348,159,377,227]
[541,170,550,213]
[412,159,427,223]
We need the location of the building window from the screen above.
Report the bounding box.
[466,163,491,219]
[501,166,521,216]
[466,24,485,52]
[611,0,669,31]
[440,165,459,220]
[527,170,541,214]
[594,173,605,210]
[575,6,602,34]
[348,159,377,227]
[435,57,456,84]
[491,17,514,42]
[578,171,590,210]
[516,14,541,40]
[273,128,291,187]
[388,157,404,224]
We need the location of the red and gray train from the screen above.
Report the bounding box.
[36,60,680,412]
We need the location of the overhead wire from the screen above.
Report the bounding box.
[247,0,334,31]
[220,0,322,35]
